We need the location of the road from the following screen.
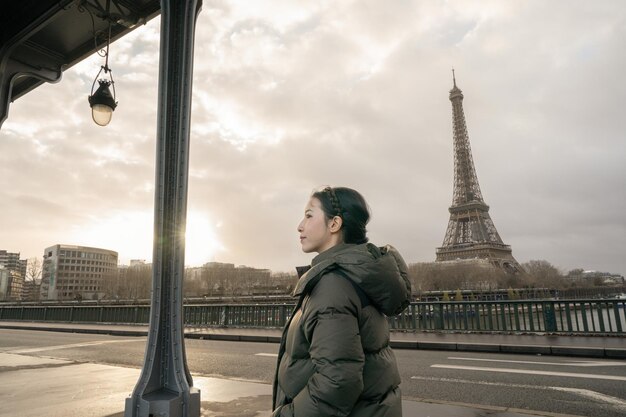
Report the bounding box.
[1,328,625,417]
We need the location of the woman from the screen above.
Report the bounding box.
[272,186,412,417]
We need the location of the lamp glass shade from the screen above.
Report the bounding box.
[88,80,117,126]
[91,104,113,126]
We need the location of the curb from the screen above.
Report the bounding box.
[185,332,282,343]
[390,339,626,358]
[0,323,149,337]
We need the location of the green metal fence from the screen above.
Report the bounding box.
[389,299,626,333]
[1,299,625,334]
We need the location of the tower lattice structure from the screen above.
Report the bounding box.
[436,72,520,273]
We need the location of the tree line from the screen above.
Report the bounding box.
[408,259,624,298]
[21,257,623,302]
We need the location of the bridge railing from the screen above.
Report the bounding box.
[389,299,626,333]
[1,299,624,335]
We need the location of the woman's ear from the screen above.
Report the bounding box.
[329,216,343,233]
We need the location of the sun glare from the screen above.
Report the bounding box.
[184,211,224,266]
[69,210,222,266]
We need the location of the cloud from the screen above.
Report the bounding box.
[1,0,625,276]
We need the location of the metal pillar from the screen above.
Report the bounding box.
[125,0,202,416]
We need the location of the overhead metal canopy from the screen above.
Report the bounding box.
[0,0,160,127]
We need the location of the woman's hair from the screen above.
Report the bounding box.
[312,186,370,244]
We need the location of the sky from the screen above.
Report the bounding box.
[1,0,625,275]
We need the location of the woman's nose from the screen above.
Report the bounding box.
[297,220,304,232]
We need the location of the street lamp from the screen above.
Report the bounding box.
[89,78,117,126]
[88,21,117,126]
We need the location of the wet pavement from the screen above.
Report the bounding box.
[1,320,623,416]
[0,351,581,417]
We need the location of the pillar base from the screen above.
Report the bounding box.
[125,387,200,417]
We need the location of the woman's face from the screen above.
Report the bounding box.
[297,197,340,253]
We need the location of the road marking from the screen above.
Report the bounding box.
[255,353,278,357]
[447,356,626,367]
[0,346,27,352]
[410,376,626,410]
[431,364,626,381]
[8,339,142,354]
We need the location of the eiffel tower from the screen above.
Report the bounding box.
[436,71,520,273]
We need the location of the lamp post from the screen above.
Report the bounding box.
[124,0,202,416]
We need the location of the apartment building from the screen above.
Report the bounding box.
[0,250,27,301]
[40,244,118,301]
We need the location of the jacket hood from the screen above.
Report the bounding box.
[293,243,412,316]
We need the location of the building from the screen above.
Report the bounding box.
[0,266,9,300]
[0,250,26,271]
[0,250,27,301]
[435,72,520,273]
[39,244,118,301]
[21,279,41,302]
[186,262,272,297]
[129,259,147,267]
[565,270,625,286]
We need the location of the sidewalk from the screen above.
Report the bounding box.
[0,351,583,417]
[1,320,625,358]
[3,320,616,416]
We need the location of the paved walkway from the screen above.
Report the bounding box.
[1,320,625,358]
[1,321,624,416]
[0,351,582,417]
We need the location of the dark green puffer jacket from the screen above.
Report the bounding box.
[272,243,412,417]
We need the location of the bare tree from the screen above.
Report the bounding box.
[26,257,42,283]
[408,261,507,294]
[269,272,297,295]
[126,265,152,300]
[521,260,565,289]
[21,257,43,301]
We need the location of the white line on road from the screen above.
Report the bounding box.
[447,356,626,367]
[255,353,278,357]
[8,339,143,354]
[410,375,626,410]
[431,364,626,381]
